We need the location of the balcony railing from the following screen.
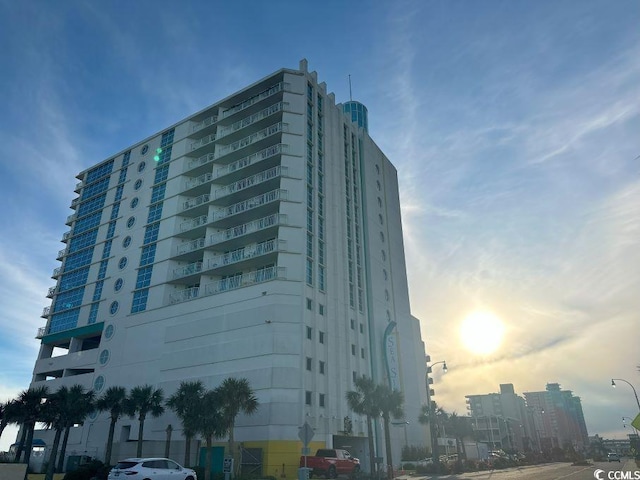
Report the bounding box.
[62,231,71,242]
[213,189,286,222]
[214,166,284,200]
[52,267,62,278]
[176,237,206,256]
[66,213,76,225]
[42,306,51,318]
[190,132,218,152]
[185,172,213,191]
[57,248,67,260]
[71,198,79,209]
[36,326,48,339]
[74,181,83,192]
[47,286,57,298]
[180,215,209,233]
[208,239,281,269]
[186,152,216,173]
[192,114,218,133]
[221,82,287,119]
[173,261,204,280]
[213,144,287,180]
[182,194,211,213]
[205,266,285,295]
[170,286,200,304]
[210,213,285,245]
[217,102,285,140]
[216,123,286,160]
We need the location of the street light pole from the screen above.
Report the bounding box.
[611,379,640,412]
[425,359,447,463]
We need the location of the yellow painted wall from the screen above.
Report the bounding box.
[242,440,326,479]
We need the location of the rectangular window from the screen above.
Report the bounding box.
[318,304,324,316]
[143,223,160,245]
[319,393,325,408]
[135,266,153,289]
[154,165,169,184]
[97,260,108,280]
[306,298,313,310]
[88,302,99,324]
[319,331,325,344]
[306,259,313,286]
[139,244,157,266]
[86,160,114,184]
[131,289,149,313]
[151,184,166,204]
[114,184,124,202]
[353,371,357,383]
[351,344,356,356]
[359,323,364,334]
[306,233,313,258]
[306,326,313,340]
[147,203,163,223]
[305,391,312,406]
[350,319,355,330]
[106,221,116,239]
[361,348,365,359]
[110,202,120,220]
[318,266,325,291]
[319,361,325,374]
[306,357,312,371]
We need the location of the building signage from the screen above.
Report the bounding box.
[383,321,401,391]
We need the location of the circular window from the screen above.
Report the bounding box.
[141,145,149,155]
[114,278,123,292]
[130,197,139,209]
[93,375,105,392]
[118,257,128,269]
[134,179,143,190]
[99,349,110,366]
[105,324,115,340]
[138,161,146,173]
[381,250,386,261]
[122,236,132,248]
[110,301,119,315]
[126,216,135,228]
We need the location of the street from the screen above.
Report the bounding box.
[395,459,640,480]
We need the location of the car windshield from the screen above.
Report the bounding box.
[114,462,139,470]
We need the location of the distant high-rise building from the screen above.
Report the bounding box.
[524,383,589,452]
[27,60,428,475]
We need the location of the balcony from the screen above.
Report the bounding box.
[185,152,216,176]
[213,166,285,203]
[191,114,218,134]
[183,172,214,196]
[62,231,71,243]
[181,193,211,216]
[211,189,286,227]
[47,286,57,298]
[176,237,206,256]
[210,213,286,247]
[70,198,79,209]
[190,132,218,153]
[221,82,287,119]
[52,267,62,278]
[36,326,48,338]
[212,143,287,183]
[215,122,286,164]
[41,306,51,318]
[66,213,76,225]
[57,248,67,260]
[173,261,204,280]
[205,266,285,296]
[207,239,283,273]
[170,286,200,304]
[74,181,83,193]
[216,102,285,142]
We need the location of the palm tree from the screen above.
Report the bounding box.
[57,385,95,472]
[198,389,229,480]
[216,378,258,475]
[346,376,380,475]
[418,401,447,461]
[167,381,205,467]
[96,386,128,467]
[14,385,48,473]
[0,400,19,440]
[127,385,165,458]
[375,384,404,479]
[41,387,69,480]
[446,413,472,466]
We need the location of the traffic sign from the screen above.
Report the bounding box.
[223,457,233,474]
[299,421,315,447]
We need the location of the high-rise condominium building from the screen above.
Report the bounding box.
[29,60,428,476]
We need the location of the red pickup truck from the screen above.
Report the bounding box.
[300,449,360,478]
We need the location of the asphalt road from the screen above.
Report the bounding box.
[396,459,640,480]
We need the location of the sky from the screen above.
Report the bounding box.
[1,0,639,452]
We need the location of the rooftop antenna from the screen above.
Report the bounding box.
[348,74,353,102]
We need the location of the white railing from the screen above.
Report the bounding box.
[180,214,209,233]
[214,166,284,200]
[62,231,71,242]
[186,152,216,172]
[36,326,47,338]
[212,144,287,180]
[208,239,281,269]
[47,286,57,298]
[210,213,285,245]
[57,248,67,259]
[192,114,218,133]
[71,198,79,208]
[185,172,213,190]
[182,194,211,212]
[66,214,76,224]
[170,286,200,304]
[177,237,206,255]
[217,102,285,140]
[173,261,203,279]
[52,267,62,278]
[216,123,285,159]
[190,132,218,151]
[213,189,286,221]
[75,181,83,191]
[221,82,287,119]
[205,266,285,295]
[42,306,51,317]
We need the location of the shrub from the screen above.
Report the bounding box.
[63,460,107,480]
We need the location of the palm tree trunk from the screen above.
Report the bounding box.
[383,417,393,480]
[14,426,27,462]
[205,436,213,480]
[366,416,375,476]
[184,433,192,467]
[57,425,71,472]
[45,428,63,480]
[228,421,237,477]
[137,415,146,458]
[23,422,36,480]
[105,417,117,466]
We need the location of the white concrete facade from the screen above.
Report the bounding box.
[30,60,428,474]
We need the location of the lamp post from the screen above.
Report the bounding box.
[611,379,640,411]
[425,358,447,463]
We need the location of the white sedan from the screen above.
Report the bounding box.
[108,458,197,480]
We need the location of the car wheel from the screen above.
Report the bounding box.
[327,466,337,479]
[186,476,195,480]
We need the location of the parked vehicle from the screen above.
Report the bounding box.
[300,449,360,478]
[108,458,197,480]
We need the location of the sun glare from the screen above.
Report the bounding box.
[459,311,506,355]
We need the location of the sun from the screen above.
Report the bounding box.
[459,311,506,355]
